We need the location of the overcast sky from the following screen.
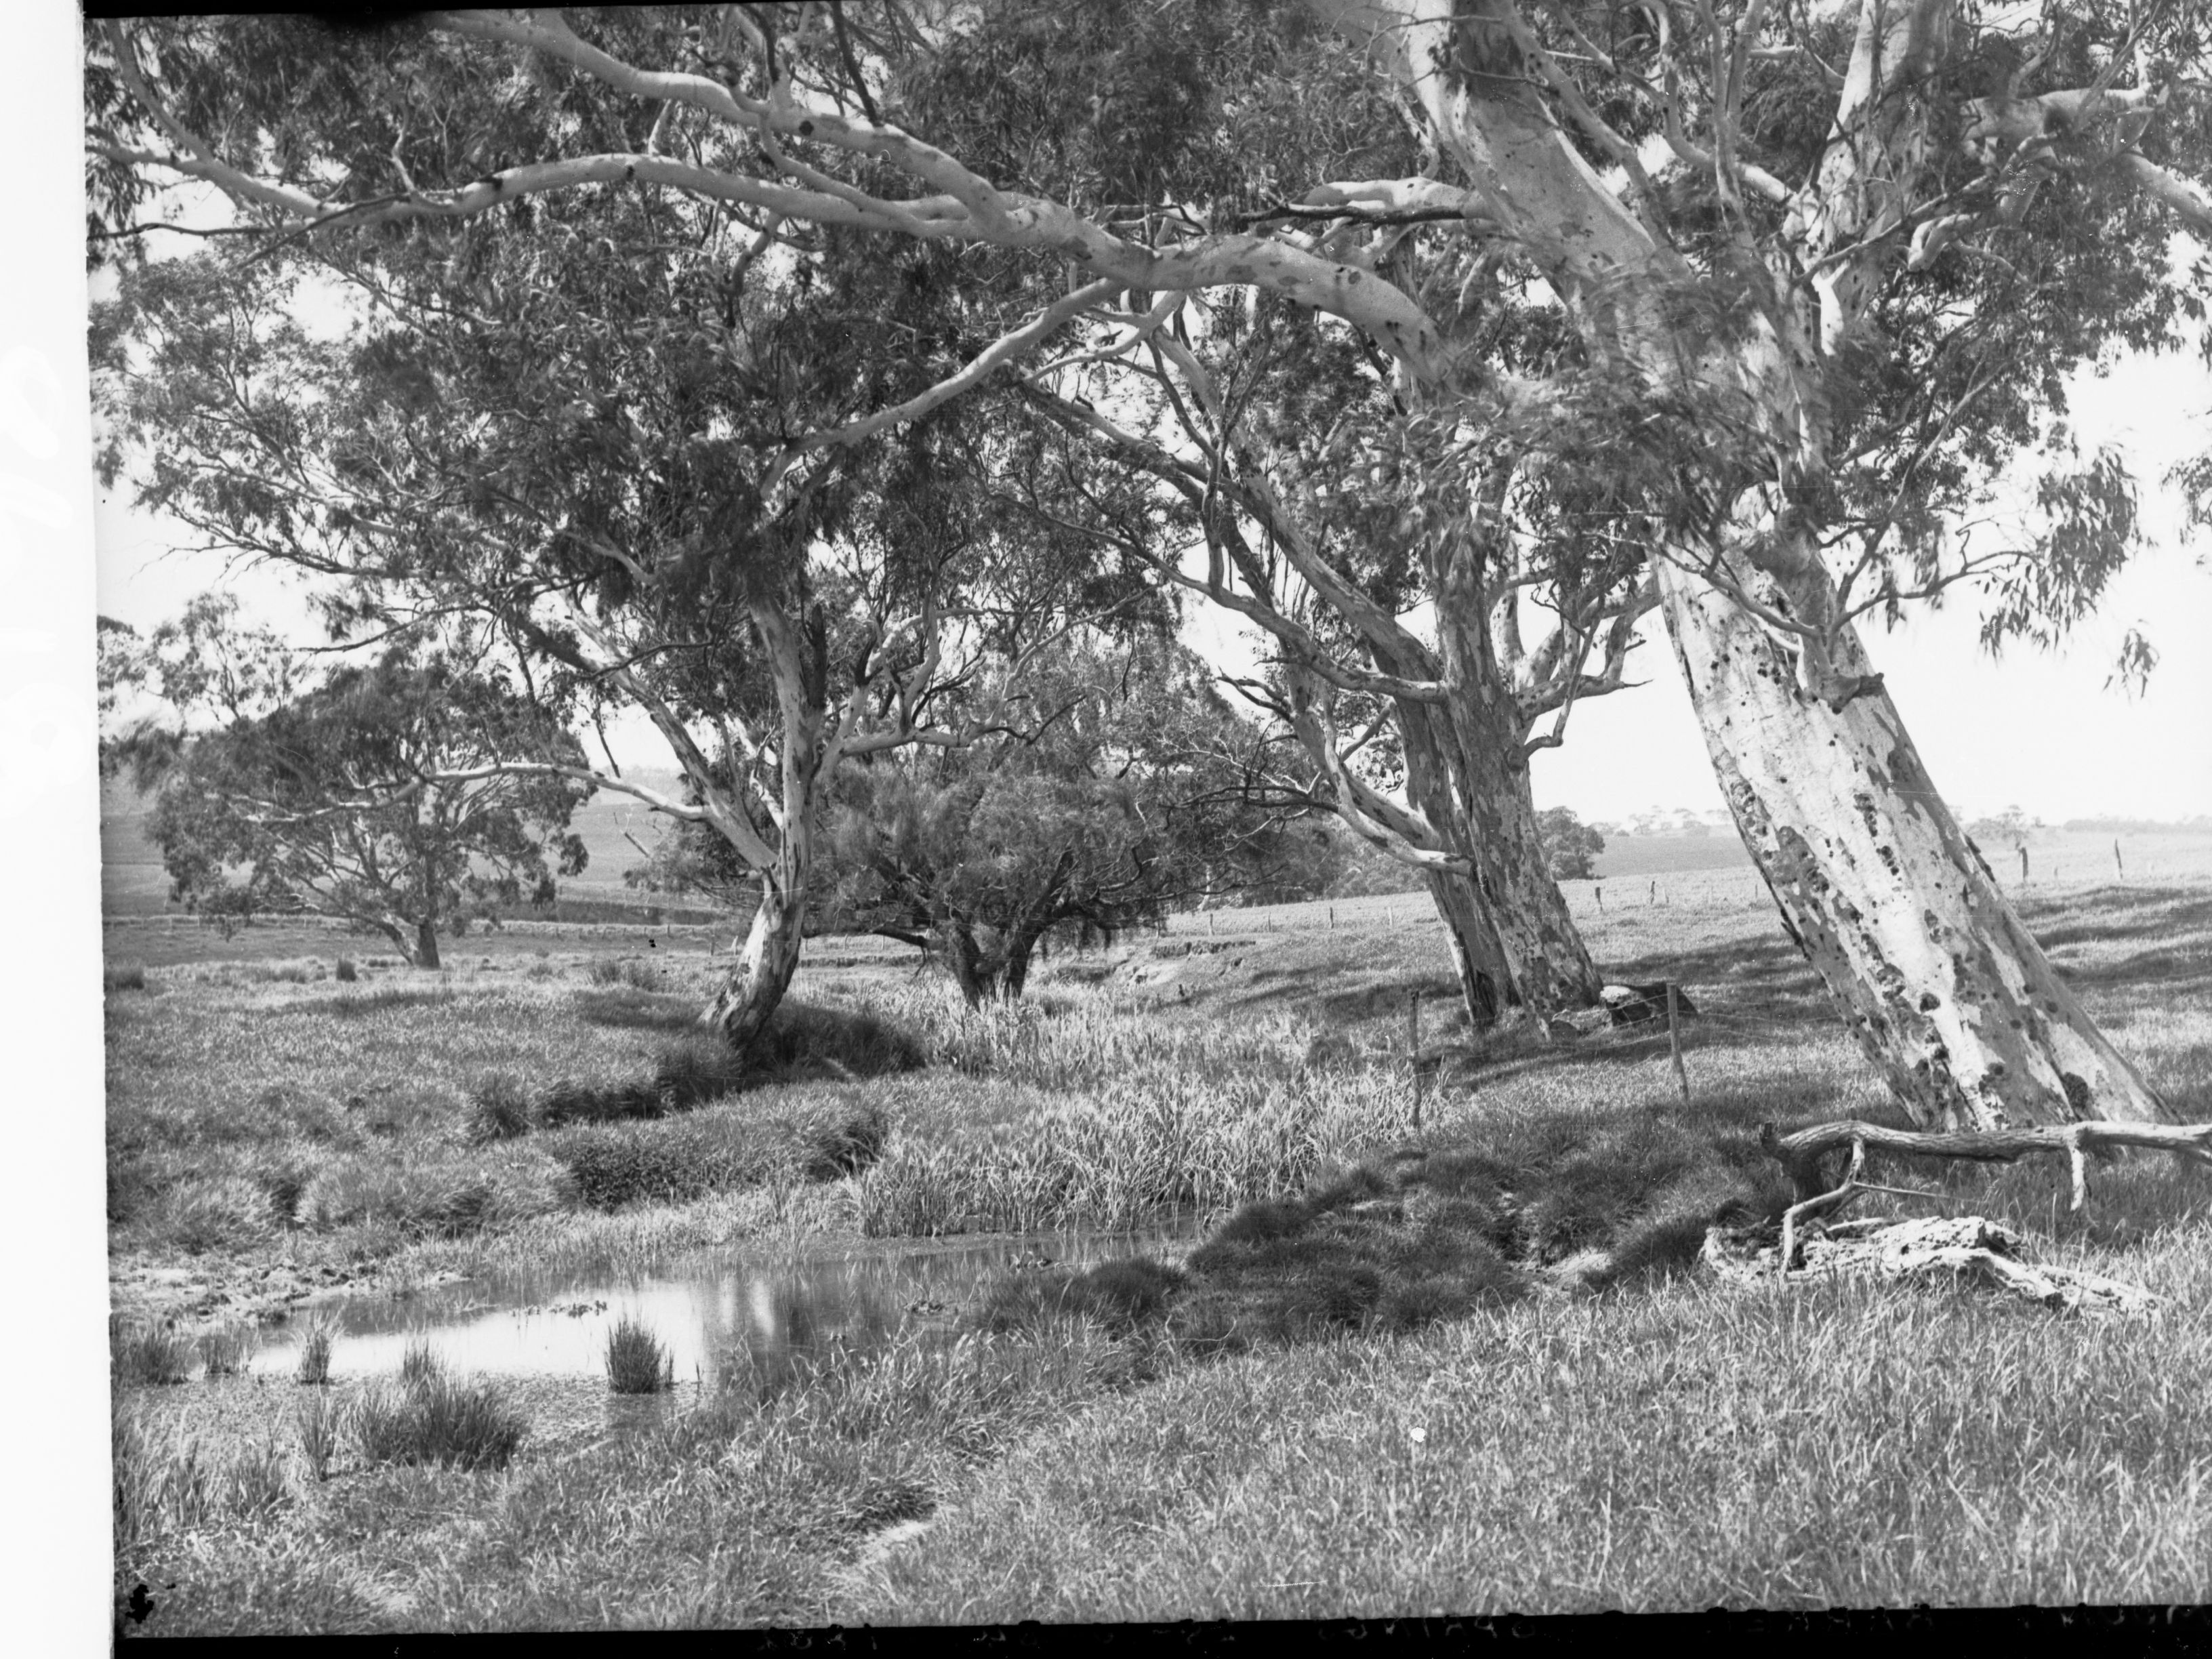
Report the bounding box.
[99,334,2212,827]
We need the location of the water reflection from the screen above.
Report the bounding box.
[248,1222,1200,1387]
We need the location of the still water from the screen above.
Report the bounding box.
[247,1221,1203,1387]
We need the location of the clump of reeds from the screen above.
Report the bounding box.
[195,1322,258,1378]
[112,1318,194,1387]
[295,1314,336,1386]
[293,1384,344,1481]
[398,1337,444,1390]
[113,1409,290,1547]
[350,1363,526,1472]
[464,1072,534,1143]
[605,1316,675,1394]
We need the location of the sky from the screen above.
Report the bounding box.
[94,330,2212,827]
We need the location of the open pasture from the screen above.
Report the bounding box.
[104,871,2212,1631]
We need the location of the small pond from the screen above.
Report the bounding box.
[247,1219,1206,1389]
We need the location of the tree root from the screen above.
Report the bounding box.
[1700,1214,2156,1314]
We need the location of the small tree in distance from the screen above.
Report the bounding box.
[106,600,592,968]
[1537,809,1606,884]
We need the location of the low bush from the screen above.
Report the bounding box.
[333,957,359,983]
[605,1317,674,1394]
[105,962,148,994]
[351,1367,526,1472]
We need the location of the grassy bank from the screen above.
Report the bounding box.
[104,880,2212,1629]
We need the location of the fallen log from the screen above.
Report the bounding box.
[1700,1214,2156,1314]
[1760,1118,2212,1211]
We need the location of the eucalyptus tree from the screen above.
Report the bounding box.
[102,600,590,968]
[92,197,1160,1046]
[83,4,2212,1126]
[638,631,1330,1003]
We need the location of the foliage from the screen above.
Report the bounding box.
[111,612,590,968]
[1536,808,1606,882]
[1969,805,2046,848]
[802,634,1333,1002]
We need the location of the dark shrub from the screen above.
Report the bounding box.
[333,957,359,983]
[104,962,148,994]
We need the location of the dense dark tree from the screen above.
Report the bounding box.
[634,633,1335,1002]
[1537,808,1605,883]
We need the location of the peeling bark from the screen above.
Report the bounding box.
[1659,560,2171,1130]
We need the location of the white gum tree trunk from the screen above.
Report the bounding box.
[703,852,808,1049]
[1657,558,2171,1130]
[1321,0,2174,1129]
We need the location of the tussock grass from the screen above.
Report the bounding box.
[976,1258,1187,1337]
[351,1364,526,1473]
[113,1317,195,1387]
[295,1315,335,1387]
[293,1386,342,1481]
[113,1406,291,1548]
[106,962,148,993]
[605,1317,675,1393]
[333,957,359,983]
[196,1322,258,1378]
[293,1145,575,1238]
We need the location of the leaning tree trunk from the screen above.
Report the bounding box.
[1656,559,2171,1131]
[702,865,807,1049]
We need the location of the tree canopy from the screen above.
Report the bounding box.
[106,611,591,968]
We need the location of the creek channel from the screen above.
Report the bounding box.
[246,1218,1205,1392]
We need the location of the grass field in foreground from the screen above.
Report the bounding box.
[104,876,2212,1629]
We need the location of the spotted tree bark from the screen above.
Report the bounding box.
[1658,562,2169,1128]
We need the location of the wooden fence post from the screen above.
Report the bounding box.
[1409,988,1425,1138]
[1666,983,1689,1109]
